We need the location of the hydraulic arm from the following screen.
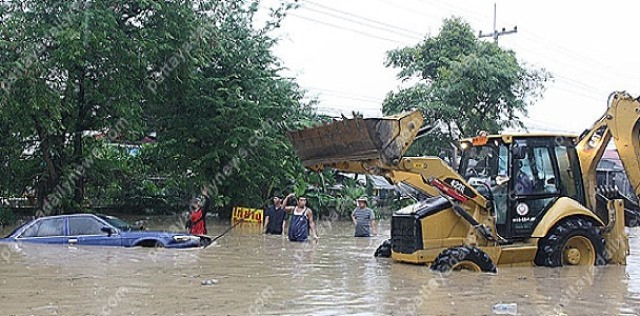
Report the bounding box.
[577,92,640,210]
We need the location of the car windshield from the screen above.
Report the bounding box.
[5,222,28,238]
[459,140,508,184]
[98,215,140,232]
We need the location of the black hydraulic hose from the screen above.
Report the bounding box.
[450,202,495,242]
[451,203,481,227]
[415,124,436,140]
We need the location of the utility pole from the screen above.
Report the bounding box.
[478,3,517,44]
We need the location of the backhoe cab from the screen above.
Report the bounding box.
[287,92,636,271]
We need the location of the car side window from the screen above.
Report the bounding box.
[68,217,107,236]
[20,218,65,237]
[21,222,39,238]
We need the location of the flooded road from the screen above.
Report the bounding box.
[1,219,640,316]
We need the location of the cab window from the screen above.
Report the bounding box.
[512,141,558,196]
[555,145,585,203]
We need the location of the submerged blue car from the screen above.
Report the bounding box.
[1,214,211,248]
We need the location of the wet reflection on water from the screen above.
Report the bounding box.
[1,220,639,315]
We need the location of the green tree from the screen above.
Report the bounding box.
[0,0,153,213]
[141,0,317,216]
[383,17,550,157]
[0,0,318,217]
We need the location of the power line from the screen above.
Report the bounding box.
[305,86,383,102]
[302,0,424,38]
[313,105,382,116]
[520,32,640,83]
[418,0,488,26]
[299,5,421,41]
[417,0,640,83]
[552,83,607,103]
[308,93,382,106]
[289,1,617,104]
[507,39,638,95]
[478,5,640,83]
[288,13,407,44]
[554,75,609,96]
[374,0,443,22]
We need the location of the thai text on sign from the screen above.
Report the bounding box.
[231,206,263,224]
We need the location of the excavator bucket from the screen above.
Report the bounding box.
[287,111,424,168]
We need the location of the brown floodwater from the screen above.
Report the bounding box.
[1,218,639,316]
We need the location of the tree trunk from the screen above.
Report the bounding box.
[33,116,63,215]
[72,68,86,212]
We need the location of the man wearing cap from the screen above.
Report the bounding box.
[351,197,377,237]
[264,196,287,235]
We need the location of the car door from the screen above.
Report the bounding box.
[17,217,67,244]
[67,216,122,246]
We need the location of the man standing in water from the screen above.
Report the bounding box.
[264,196,287,235]
[351,197,377,237]
[186,196,208,235]
[282,193,319,241]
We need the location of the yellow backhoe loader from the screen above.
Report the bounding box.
[286,91,638,271]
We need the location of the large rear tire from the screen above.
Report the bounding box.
[534,217,606,267]
[431,246,497,273]
[374,239,392,258]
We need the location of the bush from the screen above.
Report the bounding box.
[0,208,17,227]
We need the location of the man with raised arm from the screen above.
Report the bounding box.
[282,193,319,241]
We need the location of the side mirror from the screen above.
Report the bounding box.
[101,227,114,237]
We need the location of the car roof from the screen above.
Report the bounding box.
[7,213,114,238]
[35,213,100,219]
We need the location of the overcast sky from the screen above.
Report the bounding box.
[261,0,640,134]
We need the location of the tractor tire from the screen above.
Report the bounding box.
[430,246,497,273]
[374,239,392,258]
[534,217,606,267]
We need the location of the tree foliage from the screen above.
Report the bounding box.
[0,0,316,216]
[142,0,318,214]
[383,17,550,156]
[0,0,150,213]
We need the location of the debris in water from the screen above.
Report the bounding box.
[201,279,218,286]
[492,303,517,315]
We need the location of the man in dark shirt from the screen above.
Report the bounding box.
[264,197,287,235]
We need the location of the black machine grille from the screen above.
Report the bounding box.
[391,215,422,254]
